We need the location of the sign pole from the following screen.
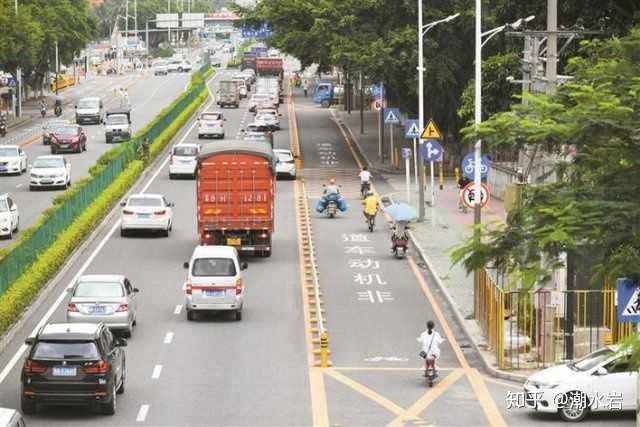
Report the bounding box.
[413,138,419,196]
[430,160,435,226]
[405,155,411,203]
[390,124,394,167]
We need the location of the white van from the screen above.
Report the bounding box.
[75,97,103,124]
[183,246,247,321]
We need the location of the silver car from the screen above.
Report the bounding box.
[66,275,139,337]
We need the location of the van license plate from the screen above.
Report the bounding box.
[226,238,241,246]
[204,290,225,297]
[53,367,77,377]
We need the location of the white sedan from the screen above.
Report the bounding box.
[120,194,174,237]
[523,346,635,421]
[0,193,19,239]
[273,149,296,180]
[29,155,71,190]
[169,143,200,179]
[197,111,225,139]
[0,145,27,175]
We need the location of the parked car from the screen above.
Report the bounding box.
[197,111,225,139]
[42,119,70,145]
[152,60,169,75]
[273,149,297,180]
[21,323,126,415]
[169,143,201,179]
[0,193,19,239]
[183,245,247,321]
[120,193,174,237]
[50,124,87,154]
[75,97,103,125]
[0,407,26,427]
[523,346,636,422]
[29,155,71,190]
[0,146,27,175]
[66,274,139,337]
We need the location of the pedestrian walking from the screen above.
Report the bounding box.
[302,79,309,97]
[123,88,129,107]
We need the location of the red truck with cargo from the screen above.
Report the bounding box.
[256,57,283,76]
[196,141,276,257]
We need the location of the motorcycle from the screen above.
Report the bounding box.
[365,212,376,232]
[424,357,437,387]
[360,182,371,199]
[325,194,338,218]
[392,233,409,258]
[54,105,62,117]
[0,121,6,137]
[40,105,46,118]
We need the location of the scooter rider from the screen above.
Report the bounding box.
[39,99,47,115]
[324,178,340,196]
[417,320,445,377]
[391,220,410,251]
[54,94,64,116]
[359,166,372,197]
[362,190,379,223]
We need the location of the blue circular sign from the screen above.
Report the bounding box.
[462,153,492,179]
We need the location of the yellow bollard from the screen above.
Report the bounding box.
[319,332,329,368]
[439,163,444,190]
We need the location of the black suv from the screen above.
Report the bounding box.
[21,322,126,415]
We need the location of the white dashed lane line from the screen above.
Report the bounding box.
[163,331,174,344]
[173,304,182,315]
[136,404,150,422]
[151,364,163,379]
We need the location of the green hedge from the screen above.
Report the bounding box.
[0,68,212,336]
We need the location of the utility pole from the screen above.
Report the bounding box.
[15,0,21,118]
[55,41,59,95]
[125,0,129,38]
[473,0,482,238]
[546,0,557,95]
[167,0,171,47]
[134,0,138,43]
[359,72,364,135]
[417,0,425,221]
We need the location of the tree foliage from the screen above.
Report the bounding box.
[453,26,640,285]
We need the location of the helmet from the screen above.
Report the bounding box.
[329,178,336,185]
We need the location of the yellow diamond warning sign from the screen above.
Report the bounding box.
[421,119,442,140]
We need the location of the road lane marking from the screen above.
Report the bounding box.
[407,257,507,427]
[151,364,163,379]
[136,404,150,422]
[0,73,217,386]
[309,368,330,427]
[163,331,174,344]
[16,184,22,188]
[386,368,465,427]
[173,304,183,315]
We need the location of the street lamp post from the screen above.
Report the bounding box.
[417,6,460,221]
[15,0,22,118]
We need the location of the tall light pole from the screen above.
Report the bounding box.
[417,7,460,221]
[15,0,22,118]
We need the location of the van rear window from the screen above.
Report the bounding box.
[192,258,236,276]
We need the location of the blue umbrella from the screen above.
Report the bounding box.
[384,203,417,221]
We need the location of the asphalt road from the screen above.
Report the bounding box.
[0,67,192,246]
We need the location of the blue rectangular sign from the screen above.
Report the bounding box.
[241,24,273,39]
[383,107,400,125]
[617,278,640,322]
[404,119,420,139]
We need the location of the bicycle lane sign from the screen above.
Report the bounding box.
[462,153,492,180]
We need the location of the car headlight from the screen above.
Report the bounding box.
[31,173,40,179]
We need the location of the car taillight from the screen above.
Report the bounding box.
[23,360,47,374]
[67,303,79,312]
[235,278,243,295]
[154,210,166,215]
[116,304,128,312]
[84,360,109,374]
[185,283,192,295]
[122,209,134,215]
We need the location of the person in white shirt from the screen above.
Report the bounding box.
[417,320,445,374]
[359,167,372,197]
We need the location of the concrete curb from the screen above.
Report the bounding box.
[339,111,528,384]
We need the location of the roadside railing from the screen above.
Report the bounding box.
[0,66,210,294]
[475,269,634,370]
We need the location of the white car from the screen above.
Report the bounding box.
[255,111,280,131]
[0,194,19,239]
[0,145,27,175]
[523,346,636,421]
[248,94,274,112]
[273,149,296,180]
[120,194,173,237]
[152,60,168,75]
[168,59,192,73]
[197,111,225,139]
[169,143,201,179]
[29,155,71,190]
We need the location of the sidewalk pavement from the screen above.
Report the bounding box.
[335,108,530,382]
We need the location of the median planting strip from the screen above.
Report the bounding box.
[0,65,212,337]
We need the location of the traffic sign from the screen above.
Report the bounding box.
[383,107,400,125]
[419,139,443,162]
[461,182,490,209]
[617,278,640,322]
[404,120,420,139]
[373,100,382,111]
[371,83,384,100]
[7,78,16,88]
[462,153,492,180]
[421,119,442,140]
[401,147,412,159]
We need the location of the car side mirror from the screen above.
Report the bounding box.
[133,288,140,293]
[183,261,189,269]
[120,201,126,207]
[10,205,17,211]
[25,337,34,345]
[594,367,608,376]
[241,262,248,270]
[115,337,127,347]
[167,202,175,207]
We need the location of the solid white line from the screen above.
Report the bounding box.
[136,404,150,422]
[151,364,163,379]
[173,304,183,315]
[163,331,174,344]
[0,76,217,386]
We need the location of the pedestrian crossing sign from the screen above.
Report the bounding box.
[383,107,401,125]
[421,119,442,140]
[616,278,640,322]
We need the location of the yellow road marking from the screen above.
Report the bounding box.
[325,369,422,423]
[290,87,329,427]
[408,257,507,427]
[386,369,465,427]
[333,367,455,372]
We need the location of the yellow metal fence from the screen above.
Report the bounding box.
[475,269,634,370]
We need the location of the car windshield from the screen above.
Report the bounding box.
[74,281,124,297]
[32,341,100,360]
[128,197,162,207]
[107,115,128,125]
[77,99,98,109]
[201,113,222,121]
[54,126,77,135]
[277,152,294,162]
[0,199,8,212]
[0,147,18,157]
[192,258,237,277]
[174,146,198,156]
[33,158,64,168]
[570,347,615,371]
